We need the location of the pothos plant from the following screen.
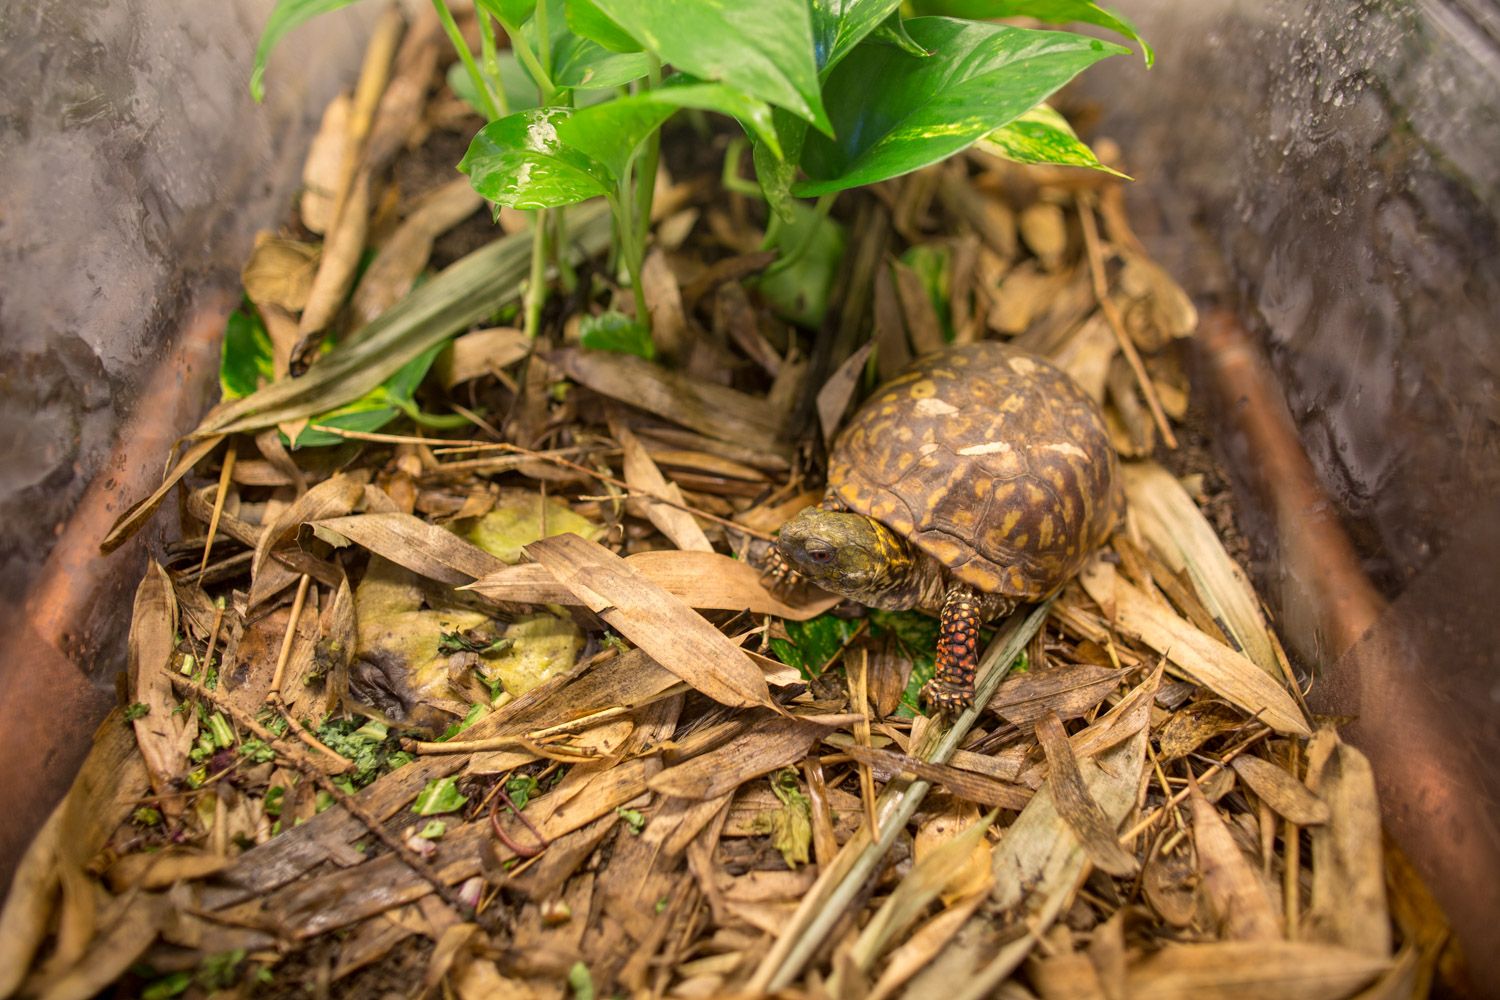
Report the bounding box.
[251,0,1148,385]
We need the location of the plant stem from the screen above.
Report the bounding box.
[632,56,664,257]
[608,190,648,327]
[763,192,837,273]
[431,0,501,122]
[500,17,555,98]
[524,208,550,339]
[477,11,508,116]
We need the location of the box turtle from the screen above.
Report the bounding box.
[773,341,1123,712]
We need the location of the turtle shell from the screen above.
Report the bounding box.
[828,341,1122,599]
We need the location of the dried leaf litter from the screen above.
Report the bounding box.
[0,17,1457,1000]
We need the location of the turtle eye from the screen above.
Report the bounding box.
[804,543,835,565]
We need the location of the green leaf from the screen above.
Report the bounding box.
[979,103,1128,176]
[460,82,778,210]
[219,306,276,401]
[412,776,469,815]
[251,0,362,102]
[475,0,537,29]
[770,613,861,678]
[615,806,646,834]
[810,0,904,75]
[579,311,654,359]
[566,0,641,53]
[592,0,830,134]
[796,17,1127,196]
[417,819,448,839]
[908,0,1151,66]
[752,201,847,329]
[567,962,595,1000]
[751,767,812,867]
[142,971,193,1000]
[551,33,652,89]
[290,339,449,448]
[505,773,541,809]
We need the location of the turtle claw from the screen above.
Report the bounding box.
[921,676,974,715]
[760,546,801,594]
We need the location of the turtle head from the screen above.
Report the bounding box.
[776,507,916,606]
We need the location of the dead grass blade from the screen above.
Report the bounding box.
[196,201,611,438]
[1123,462,1279,676]
[614,422,713,552]
[1124,940,1388,1000]
[99,435,225,553]
[839,810,996,987]
[468,549,836,620]
[1034,712,1139,877]
[1231,754,1330,826]
[315,513,506,584]
[1188,776,1281,940]
[525,534,776,710]
[300,170,371,336]
[29,893,172,1000]
[1305,729,1391,958]
[1083,575,1309,736]
[892,258,945,355]
[866,890,988,1000]
[650,717,828,799]
[352,178,483,326]
[553,349,787,455]
[301,92,351,234]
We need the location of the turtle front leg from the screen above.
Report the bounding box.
[923,584,984,713]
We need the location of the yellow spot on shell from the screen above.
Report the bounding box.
[1000,509,1022,535]
[909,379,937,398]
[1007,568,1026,591]
[1013,533,1029,550]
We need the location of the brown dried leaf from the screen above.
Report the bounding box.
[30,893,173,1000]
[315,512,506,585]
[871,262,913,380]
[1034,712,1138,877]
[614,422,712,552]
[988,261,1069,335]
[1156,702,1245,763]
[554,349,786,455]
[299,170,371,337]
[1231,754,1330,826]
[892,258,945,355]
[130,563,192,795]
[465,549,838,620]
[914,802,994,905]
[250,472,366,603]
[104,850,231,892]
[1124,940,1388,1000]
[1080,575,1309,736]
[1030,951,1109,1000]
[1143,847,1199,927]
[435,327,530,388]
[987,663,1124,729]
[839,742,1032,811]
[816,341,874,446]
[352,178,483,326]
[1188,778,1281,940]
[301,92,352,234]
[526,533,776,710]
[649,717,824,800]
[243,236,322,313]
[642,248,688,360]
[865,891,987,1000]
[1019,201,1068,270]
[1305,729,1391,958]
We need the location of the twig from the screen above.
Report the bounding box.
[198,443,236,578]
[1118,725,1271,843]
[1077,193,1178,449]
[267,574,312,701]
[309,424,778,542]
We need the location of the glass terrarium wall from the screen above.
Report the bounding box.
[1075,0,1500,988]
[0,0,373,882]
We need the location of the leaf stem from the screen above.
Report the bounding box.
[501,15,555,99]
[476,11,509,116]
[608,190,649,330]
[763,192,837,274]
[632,55,664,258]
[431,0,500,122]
